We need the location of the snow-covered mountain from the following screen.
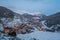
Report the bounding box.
[0,6,45,26]
[44,12,60,32]
[0,6,60,33]
[0,6,46,34]
[0,6,60,40]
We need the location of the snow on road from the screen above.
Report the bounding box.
[17,30,60,40]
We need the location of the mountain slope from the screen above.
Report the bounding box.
[45,12,60,27]
[0,6,14,18]
[0,6,47,33]
[44,12,60,32]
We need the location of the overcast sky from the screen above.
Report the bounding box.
[0,0,60,15]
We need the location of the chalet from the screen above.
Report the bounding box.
[12,26,19,32]
[4,27,17,36]
[38,27,44,31]
[4,27,10,34]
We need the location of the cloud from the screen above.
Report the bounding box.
[0,0,60,15]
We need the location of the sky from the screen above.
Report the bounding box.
[0,0,60,15]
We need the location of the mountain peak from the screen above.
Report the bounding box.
[0,6,14,18]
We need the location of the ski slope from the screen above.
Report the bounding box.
[17,30,60,40]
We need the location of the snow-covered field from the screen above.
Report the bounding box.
[17,30,60,40]
[0,29,60,40]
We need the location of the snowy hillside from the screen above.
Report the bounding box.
[0,30,60,40]
[0,6,60,40]
[17,30,60,40]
